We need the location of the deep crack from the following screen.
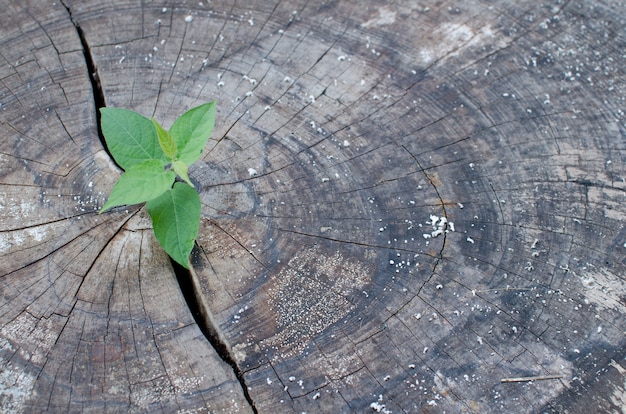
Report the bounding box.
[61,2,257,410]
[172,258,258,413]
[60,0,112,165]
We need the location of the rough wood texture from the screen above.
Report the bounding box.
[1,0,625,412]
[0,2,251,412]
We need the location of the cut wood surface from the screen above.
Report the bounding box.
[1,0,625,412]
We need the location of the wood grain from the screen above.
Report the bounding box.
[0,2,251,412]
[1,0,625,412]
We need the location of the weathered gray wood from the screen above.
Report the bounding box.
[0,2,251,412]
[2,0,625,413]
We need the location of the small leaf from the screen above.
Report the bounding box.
[172,160,194,188]
[169,101,216,165]
[100,108,167,169]
[146,182,201,269]
[99,160,176,212]
[152,118,177,160]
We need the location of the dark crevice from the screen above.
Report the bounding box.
[171,258,258,413]
[60,1,113,164]
[62,2,257,410]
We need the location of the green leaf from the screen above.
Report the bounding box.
[172,160,194,188]
[152,118,177,160]
[169,101,216,165]
[100,108,167,170]
[99,160,176,212]
[146,182,201,269]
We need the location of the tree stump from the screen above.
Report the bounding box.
[1,0,625,412]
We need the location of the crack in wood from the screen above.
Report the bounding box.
[60,0,111,166]
[171,258,258,413]
[57,3,259,411]
[277,227,440,258]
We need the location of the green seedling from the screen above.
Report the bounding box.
[99,101,216,269]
